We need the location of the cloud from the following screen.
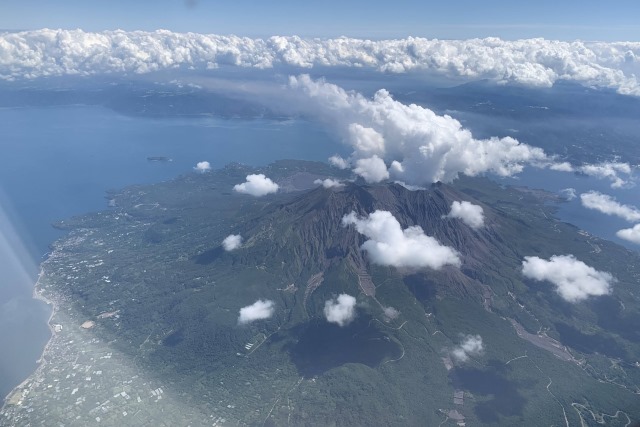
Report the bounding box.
[289,75,553,186]
[328,155,349,169]
[194,161,211,172]
[521,255,613,302]
[580,191,640,222]
[238,299,275,324]
[314,178,344,189]
[222,234,242,251]
[342,210,461,269]
[287,77,631,188]
[578,162,635,189]
[560,188,577,201]
[451,335,484,363]
[233,174,279,196]
[549,162,574,172]
[353,155,390,183]
[383,306,400,320]
[2,30,640,95]
[616,224,640,244]
[324,294,357,327]
[445,201,485,229]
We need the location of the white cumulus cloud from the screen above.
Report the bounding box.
[289,75,552,186]
[314,178,344,188]
[222,234,242,251]
[580,191,640,222]
[194,161,211,172]
[522,255,614,302]
[324,294,357,327]
[342,210,461,269]
[238,299,275,325]
[578,162,635,189]
[451,335,484,363]
[2,30,640,96]
[616,224,640,244]
[353,155,390,183]
[328,155,349,169]
[286,77,632,189]
[233,174,279,197]
[445,201,485,229]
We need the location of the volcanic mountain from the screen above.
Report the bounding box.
[7,160,640,426]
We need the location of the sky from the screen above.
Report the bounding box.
[2,0,640,41]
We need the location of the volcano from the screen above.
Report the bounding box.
[4,160,640,426]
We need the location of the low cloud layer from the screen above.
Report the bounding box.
[238,299,275,324]
[617,224,640,244]
[314,178,344,188]
[342,210,461,269]
[2,30,640,96]
[324,294,357,327]
[194,161,211,172]
[451,335,484,363]
[445,201,485,229]
[233,174,279,196]
[222,234,242,251]
[522,255,613,302]
[580,191,640,222]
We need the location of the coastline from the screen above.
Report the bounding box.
[1,262,57,408]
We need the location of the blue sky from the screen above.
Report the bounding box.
[2,0,639,41]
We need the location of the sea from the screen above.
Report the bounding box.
[0,102,638,401]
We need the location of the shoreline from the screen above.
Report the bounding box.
[1,263,58,407]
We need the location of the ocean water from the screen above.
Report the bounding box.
[498,168,640,251]
[0,105,344,399]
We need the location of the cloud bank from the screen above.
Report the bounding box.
[522,255,613,302]
[238,299,275,324]
[194,161,211,172]
[445,201,485,229]
[617,224,640,244]
[324,294,357,327]
[233,174,279,196]
[2,30,640,95]
[342,210,461,269]
[580,191,640,222]
[451,335,484,363]
[222,234,242,251]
